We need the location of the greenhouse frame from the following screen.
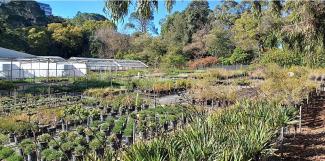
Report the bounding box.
[0,48,148,80]
[68,57,148,71]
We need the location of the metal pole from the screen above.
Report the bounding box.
[10,59,13,81]
[47,58,50,82]
[56,62,58,78]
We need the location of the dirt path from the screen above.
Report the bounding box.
[271,94,325,161]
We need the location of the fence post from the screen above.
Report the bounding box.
[299,105,302,133]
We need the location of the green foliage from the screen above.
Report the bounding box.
[0,81,16,90]
[124,118,134,137]
[232,12,259,51]
[260,49,302,67]
[205,25,234,57]
[70,12,107,25]
[19,139,36,154]
[112,116,127,134]
[0,147,14,159]
[221,47,252,65]
[41,148,64,161]
[161,53,186,69]
[5,154,23,161]
[122,101,297,161]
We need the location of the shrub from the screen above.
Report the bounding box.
[0,147,14,159]
[89,139,102,150]
[38,133,52,142]
[161,53,187,69]
[41,148,64,161]
[19,139,36,154]
[188,56,218,69]
[260,49,302,67]
[124,118,134,137]
[0,81,16,90]
[112,116,127,134]
[5,154,23,161]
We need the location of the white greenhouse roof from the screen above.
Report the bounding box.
[68,57,148,68]
[0,47,36,59]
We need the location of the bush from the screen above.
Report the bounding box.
[220,47,252,65]
[38,134,52,142]
[187,56,218,69]
[0,147,14,159]
[161,53,187,69]
[260,49,302,67]
[124,118,134,137]
[0,81,16,90]
[5,154,23,161]
[41,148,64,161]
[19,139,36,154]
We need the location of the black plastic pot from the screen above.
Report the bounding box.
[38,142,48,150]
[8,133,15,143]
[72,154,83,161]
[126,136,133,145]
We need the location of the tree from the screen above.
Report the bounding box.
[231,12,259,52]
[212,0,242,28]
[184,0,211,43]
[70,12,107,25]
[161,11,187,44]
[104,0,175,22]
[204,25,234,57]
[161,52,186,69]
[182,27,209,59]
[124,11,157,34]
[282,1,325,67]
[27,27,50,56]
[47,23,83,58]
[94,26,130,58]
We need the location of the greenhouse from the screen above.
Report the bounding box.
[0,56,87,80]
[0,48,148,80]
[68,57,148,71]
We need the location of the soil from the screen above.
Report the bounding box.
[269,93,325,161]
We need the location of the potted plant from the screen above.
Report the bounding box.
[19,139,36,161]
[4,153,24,161]
[72,145,85,161]
[0,147,15,160]
[123,118,134,145]
[48,140,59,149]
[89,138,104,157]
[37,134,51,150]
[61,141,74,159]
[41,148,64,161]
[108,135,118,150]
[83,128,93,143]
[112,116,126,140]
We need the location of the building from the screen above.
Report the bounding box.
[0,47,148,80]
[68,57,148,71]
[38,2,52,16]
[0,47,85,79]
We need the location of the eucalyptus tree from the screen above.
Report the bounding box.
[124,11,157,34]
[104,0,175,22]
[282,0,325,67]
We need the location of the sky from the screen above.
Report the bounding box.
[38,0,219,34]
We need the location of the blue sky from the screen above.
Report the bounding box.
[38,0,219,34]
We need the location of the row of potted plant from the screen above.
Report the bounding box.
[132,79,192,95]
[0,94,80,115]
